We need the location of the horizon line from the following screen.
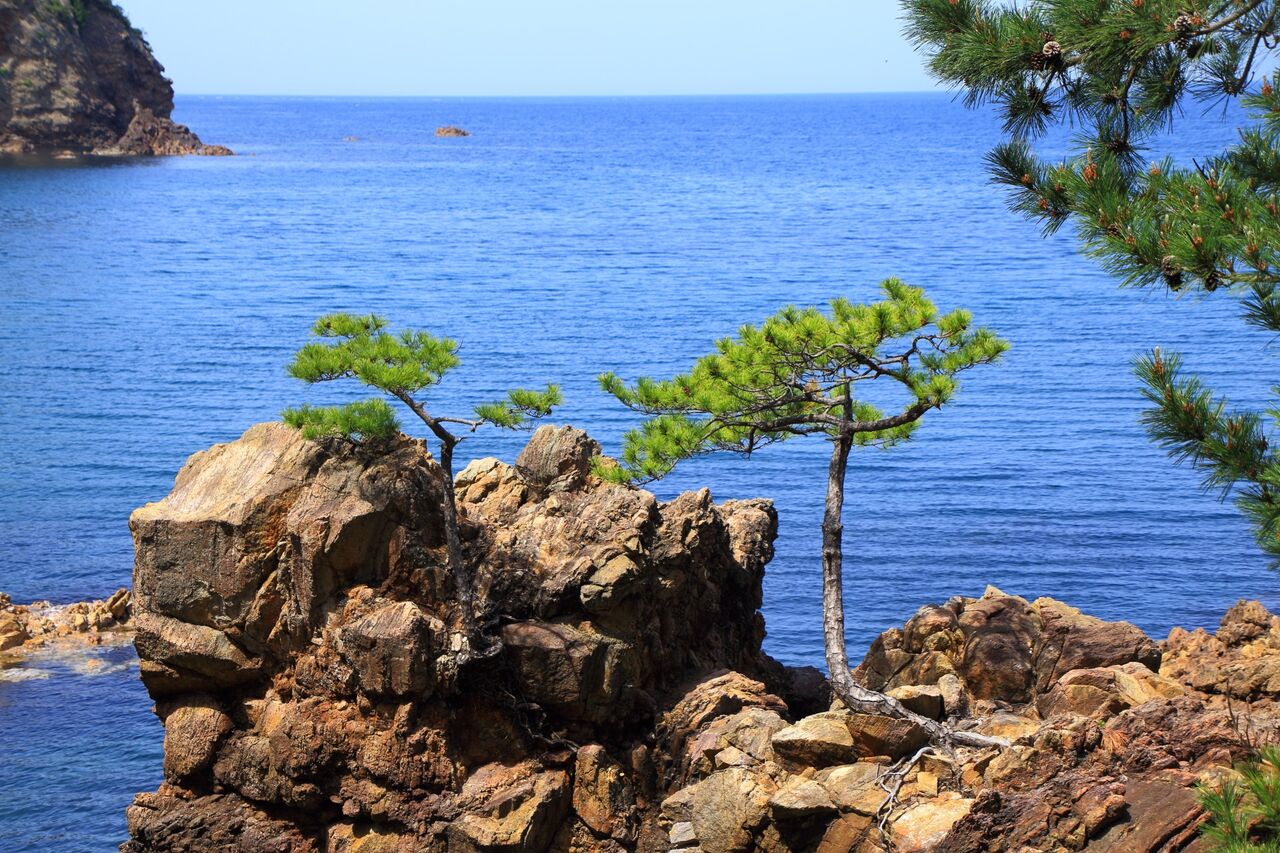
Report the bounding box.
[173,88,951,100]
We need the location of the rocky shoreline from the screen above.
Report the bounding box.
[67,420,1269,852]
[0,587,132,663]
[0,0,230,156]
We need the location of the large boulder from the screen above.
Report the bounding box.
[854,587,1160,709]
[1162,599,1280,699]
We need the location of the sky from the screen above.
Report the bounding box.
[116,1,936,97]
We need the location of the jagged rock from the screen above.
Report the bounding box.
[122,420,1280,852]
[1162,599,1280,699]
[684,767,776,853]
[501,619,631,723]
[572,745,634,838]
[769,776,837,820]
[887,684,944,720]
[657,670,789,787]
[1038,662,1184,719]
[844,712,927,761]
[815,762,884,813]
[891,794,973,853]
[122,790,319,852]
[0,607,29,650]
[855,588,1159,708]
[435,125,470,137]
[816,814,874,851]
[0,0,228,155]
[514,425,600,494]
[125,423,780,850]
[339,601,442,698]
[448,764,570,852]
[132,611,262,695]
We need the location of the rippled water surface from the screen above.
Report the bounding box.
[1,93,1277,848]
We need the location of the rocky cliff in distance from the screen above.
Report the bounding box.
[0,0,229,155]
[122,421,1280,852]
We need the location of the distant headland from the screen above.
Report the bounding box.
[0,0,230,156]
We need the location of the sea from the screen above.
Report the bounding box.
[0,92,1274,849]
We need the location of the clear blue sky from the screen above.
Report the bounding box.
[118,1,936,97]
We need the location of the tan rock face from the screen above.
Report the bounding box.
[162,697,233,782]
[854,587,1160,709]
[124,423,780,851]
[771,712,858,768]
[0,0,228,154]
[892,794,973,853]
[1161,599,1280,699]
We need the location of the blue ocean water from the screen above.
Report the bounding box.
[0,93,1275,848]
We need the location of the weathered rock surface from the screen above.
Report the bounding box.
[124,423,781,851]
[122,422,1280,851]
[0,0,230,155]
[854,587,1161,711]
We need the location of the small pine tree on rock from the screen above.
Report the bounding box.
[903,0,1280,561]
[283,313,561,655]
[597,280,1010,749]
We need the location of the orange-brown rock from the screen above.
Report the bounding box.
[854,587,1160,709]
[123,423,781,851]
[1161,599,1280,700]
[119,421,1280,852]
[0,587,133,666]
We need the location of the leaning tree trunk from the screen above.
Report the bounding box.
[821,432,1006,751]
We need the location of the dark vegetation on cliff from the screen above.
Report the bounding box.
[0,0,229,154]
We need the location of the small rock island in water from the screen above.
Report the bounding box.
[0,0,230,156]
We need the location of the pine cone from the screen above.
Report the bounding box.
[1161,256,1184,291]
[1040,40,1063,71]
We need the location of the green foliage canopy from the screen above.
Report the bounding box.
[904,0,1280,560]
[598,280,1008,482]
[282,313,561,448]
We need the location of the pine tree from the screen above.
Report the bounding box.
[903,0,1280,559]
[283,313,561,655]
[598,280,1010,748]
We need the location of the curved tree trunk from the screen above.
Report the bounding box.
[821,433,1006,751]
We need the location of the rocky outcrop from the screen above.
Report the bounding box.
[122,420,1280,851]
[123,422,781,851]
[633,591,1280,853]
[436,125,470,138]
[0,587,131,659]
[0,0,230,155]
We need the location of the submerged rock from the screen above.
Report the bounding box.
[0,0,229,155]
